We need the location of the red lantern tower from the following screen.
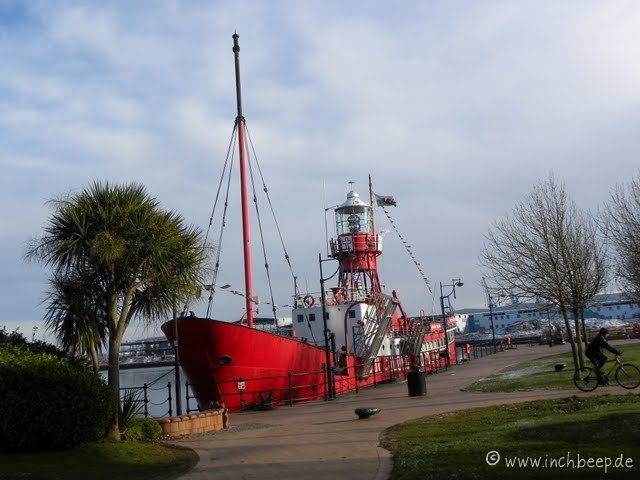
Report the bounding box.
[329,184,383,302]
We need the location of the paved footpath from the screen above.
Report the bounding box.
[172,342,634,480]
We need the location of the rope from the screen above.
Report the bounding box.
[244,124,278,321]
[189,119,298,320]
[245,125,299,319]
[146,367,174,387]
[205,123,238,318]
[245,126,297,280]
[377,205,433,296]
[204,283,296,308]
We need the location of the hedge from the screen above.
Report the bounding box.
[0,341,116,452]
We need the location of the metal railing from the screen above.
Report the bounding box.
[119,382,175,418]
[118,340,516,417]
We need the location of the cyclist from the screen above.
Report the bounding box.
[585,327,622,384]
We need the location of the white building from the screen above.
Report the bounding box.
[455,292,640,333]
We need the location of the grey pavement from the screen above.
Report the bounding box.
[172,342,633,480]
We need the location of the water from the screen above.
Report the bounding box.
[100,365,194,418]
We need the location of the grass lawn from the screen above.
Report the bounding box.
[381,341,640,479]
[0,440,198,480]
[3,342,639,478]
[381,394,640,480]
[466,342,640,392]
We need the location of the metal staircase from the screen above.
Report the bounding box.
[401,318,428,357]
[353,293,398,379]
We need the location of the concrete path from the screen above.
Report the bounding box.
[172,342,633,480]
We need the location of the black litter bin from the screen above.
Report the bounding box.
[406,365,426,396]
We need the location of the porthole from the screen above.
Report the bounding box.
[217,355,233,365]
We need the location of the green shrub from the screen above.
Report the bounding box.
[117,390,162,441]
[119,389,144,431]
[0,341,116,452]
[122,418,163,441]
[0,326,86,366]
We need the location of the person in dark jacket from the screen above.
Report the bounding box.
[585,327,622,384]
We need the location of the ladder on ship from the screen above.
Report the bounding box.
[353,293,398,379]
[402,318,428,357]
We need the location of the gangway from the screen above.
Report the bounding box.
[353,293,398,378]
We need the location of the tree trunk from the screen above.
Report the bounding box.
[106,333,124,440]
[580,311,589,346]
[89,343,99,373]
[560,305,579,370]
[572,309,585,369]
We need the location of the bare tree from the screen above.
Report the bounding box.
[603,172,640,298]
[479,173,607,369]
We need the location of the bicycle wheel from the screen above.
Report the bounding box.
[574,367,598,392]
[615,363,640,389]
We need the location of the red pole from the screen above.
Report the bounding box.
[233,33,254,328]
[237,119,254,327]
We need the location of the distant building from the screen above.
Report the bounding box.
[455,292,640,333]
[120,336,174,357]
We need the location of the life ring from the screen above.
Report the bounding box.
[303,295,315,307]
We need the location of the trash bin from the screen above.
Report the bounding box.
[406,365,426,396]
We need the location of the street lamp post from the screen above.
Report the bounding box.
[439,278,463,366]
[487,295,497,353]
[172,302,182,416]
[319,253,340,401]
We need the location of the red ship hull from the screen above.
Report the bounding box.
[162,316,330,411]
[162,315,455,412]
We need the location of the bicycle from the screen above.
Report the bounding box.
[573,355,640,392]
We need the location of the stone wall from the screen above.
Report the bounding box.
[159,407,228,437]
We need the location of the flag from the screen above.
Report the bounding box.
[374,193,397,207]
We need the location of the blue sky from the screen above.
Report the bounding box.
[2,1,640,342]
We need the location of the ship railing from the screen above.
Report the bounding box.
[284,371,328,406]
[334,355,397,394]
[329,234,382,258]
[115,344,456,418]
[118,381,177,419]
[454,338,517,362]
[115,339,516,418]
[186,368,328,412]
[298,289,372,307]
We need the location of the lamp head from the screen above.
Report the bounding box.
[455,280,464,288]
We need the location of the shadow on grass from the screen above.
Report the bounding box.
[509,412,640,444]
[0,442,199,480]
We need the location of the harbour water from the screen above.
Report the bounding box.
[101,365,194,418]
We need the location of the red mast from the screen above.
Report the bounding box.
[232,33,254,327]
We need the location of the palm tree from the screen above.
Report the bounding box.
[44,270,107,372]
[26,181,207,439]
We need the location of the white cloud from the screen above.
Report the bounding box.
[2,1,640,341]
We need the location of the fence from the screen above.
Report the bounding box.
[118,343,509,417]
[120,382,175,418]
